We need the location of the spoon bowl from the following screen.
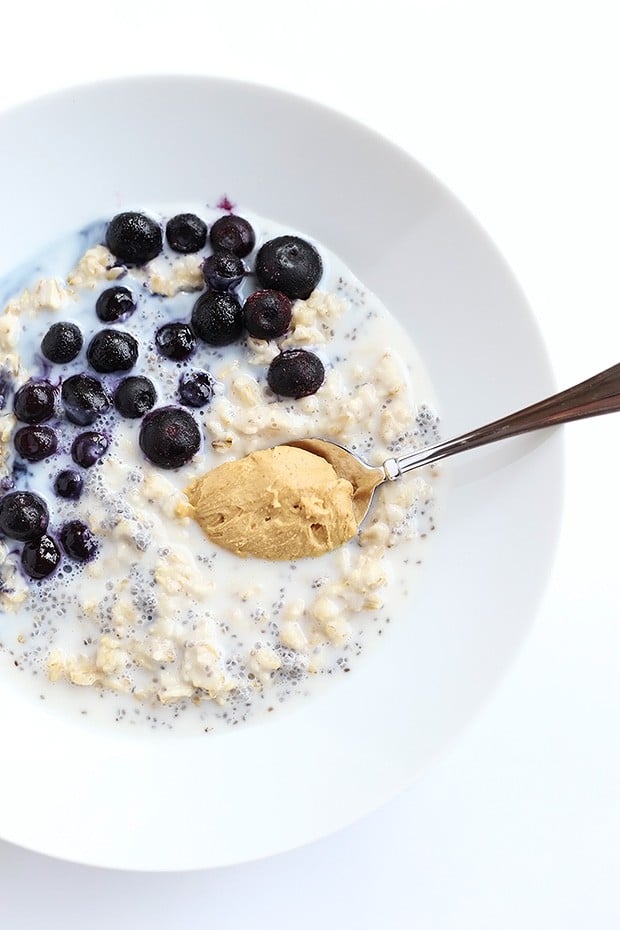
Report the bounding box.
[288,437,385,524]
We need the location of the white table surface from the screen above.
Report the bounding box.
[1,1,619,927]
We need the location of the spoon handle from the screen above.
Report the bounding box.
[385,362,620,479]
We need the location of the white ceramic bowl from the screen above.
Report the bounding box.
[0,76,563,870]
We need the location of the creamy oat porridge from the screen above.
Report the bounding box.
[0,202,440,733]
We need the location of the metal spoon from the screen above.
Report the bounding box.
[289,362,620,526]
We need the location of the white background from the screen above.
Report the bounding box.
[1,1,619,927]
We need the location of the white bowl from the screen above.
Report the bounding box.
[0,76,563,870]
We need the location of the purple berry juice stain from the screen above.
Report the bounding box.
[216,195,235,211]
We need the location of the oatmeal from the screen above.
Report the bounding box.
[0,203,440,733]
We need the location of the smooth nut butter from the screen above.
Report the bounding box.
[186,445,358,560]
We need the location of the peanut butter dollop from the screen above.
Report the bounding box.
[185,445,358,560]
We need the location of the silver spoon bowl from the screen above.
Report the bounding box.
[289,362,620,526]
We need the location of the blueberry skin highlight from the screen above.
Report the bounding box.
[60,520,99,563]
[267,348,325,398]
[191,292,243,346]
[209,214,255,257]
[139,406,201,469]
[178,371,215,408]
[105,212,163,266]
[0,490,49,542]
[155,323,196,361]
[87,329,138,374]
[255,236,322,299]
[96,287,136,324]
[61,374,111,426]
[71,431,109,469]
[166,213,208,254]
[41,322,83,364]
[202,251,246,291]
[13,380,56,424]
[114,376,157,419]
[21,534,61,579]
[14,425,58,462]
[54,469,84,500]
[243,289,292,340]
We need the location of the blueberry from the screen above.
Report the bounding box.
[139,406,201,469]
[0,490,49,541]
[267,348,325,398]
[255,236,322,299]
[13,380,56,424]
[87,329,138,373]
[114,376,156,419]
[155,322,196,360]
[209,214,255,257]
[202,251,246,291]
[54,469,83,500]
[178,371,215,408]
[14,425,58,462]
[41,322,83,364]
[105,212,163,266]
[61,373,111,426]
[95,286,136,323]
[60,520,98,562]
[21,534,61,579]
[243,289,293,340]
[166,213,208,253]
[71,431,108,468]
[191,291,243,346]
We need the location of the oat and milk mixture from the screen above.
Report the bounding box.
[0,202,440,733]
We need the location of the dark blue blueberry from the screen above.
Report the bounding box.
[96,286,136,323]
[41,322,83,364]
[13,379,56,423]
[243,289,292,340]
[202,250,246,291]
[71,431,108,468]
[0,490,49,541]
[54,469,84,500]
[178,371,214,408]
[87,329,138,373]
[61,373,111,426]
[114,376,156,419]
[267,348,325,398]
[105,212,163,266]
[21,534,61,579]
[255,236,322,299]
[209,214,255,257]
[166,213,208,253]
[139,406,200,469]
[155,322,195,361]
[14,425,58,462]
[191,291,243,346]
[60,520,98,562]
